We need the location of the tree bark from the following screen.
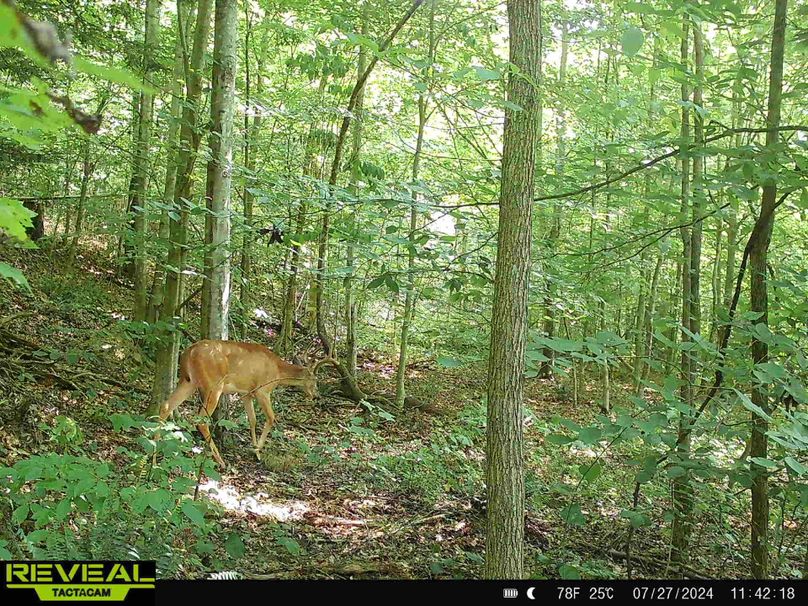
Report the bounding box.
[129,0,162,322]
[484,0,540,580]
[23,199,44,241]
[638,253,663,390]
[68,140,93,255]
[148,0,213,415]
[539,19,566,379]
[671,15,693,574]
[239,8,264,336]
[750,0,787,579]
[394,93,425,407]
[395,0,435,407]
[343,7,368,377]
[200,0,238,342]
[278,76,327,356]
[148,0,193,324]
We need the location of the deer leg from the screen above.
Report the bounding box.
[254,390,276,456]
[242,396,258,449]
[197,386,226,468]
[157,380,196,420]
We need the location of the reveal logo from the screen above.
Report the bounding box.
[2,561,155,603]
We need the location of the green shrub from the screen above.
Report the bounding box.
[0,414,220,576]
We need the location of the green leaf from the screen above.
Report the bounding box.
[145,489,171,512]
[662,375,679,402]
[624,1,659,14]
[55,498,71,520]
[615,414,634,428]
[635,455,659,484]
[109,414,138,432]
[0,262,30,290]
[621,27,644,57]
[558,564,581,579]
[12,504,29,524]
[74,58,156,93]
[577,426,602,445]
[734,389,774,422]
[0,4,37,61]
[368,275,387,289]
[0,197,36,240]
[224,532,246,559]
[784,457,807,476]
[543,338,583,353]
[579,462,602,483]
[0,539,11,560]
[195,540,215,555]
[345,32,379,53]
[620,509,650,528]
[181,500,206,525]
[277,535,301,555]
[560,503,586,526]
[667,466,687,479]
[751,323,777,346]
[750,457,778,469]
[472,66,501,81]
[753,362,786,384]
[798,188,808,210]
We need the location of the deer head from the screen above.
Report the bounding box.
[296,352,335,401]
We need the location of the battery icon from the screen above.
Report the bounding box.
[503,588,519,599]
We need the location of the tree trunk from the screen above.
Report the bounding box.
[638,253,663,391]
[148,0,214,416]
[23,199,45,241]
[539,19,566,379]
[68,141,93,256]
[315,0,423,360]
[632,258,648,390]
[343,8,368,377]
[721,83,743,337]
[395,0,434,407]
[148,0,193,324]
[484,0,540,580]
[394,93,425,407]
[200,0,237,342]
[239,10,264,336]
[671,15,693,575]
[690,22,704,343]
[278,76,327,356]
[750,0,787,579]
[129,0,162,322]
[709,222,722,342]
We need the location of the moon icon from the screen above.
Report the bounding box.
[527,587,536,600]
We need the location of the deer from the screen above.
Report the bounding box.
[156,339,332,468]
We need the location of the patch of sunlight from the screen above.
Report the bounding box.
[569,445,599,457]
[198,479,309,521]
[706,437,744,465]
[597,505,620,518]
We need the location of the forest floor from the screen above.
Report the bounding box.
[0,243,747,579]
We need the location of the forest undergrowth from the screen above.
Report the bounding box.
[1,242,788,580]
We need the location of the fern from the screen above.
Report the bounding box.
[208,571,243,580]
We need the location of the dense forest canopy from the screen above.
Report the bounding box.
[0,0,806,581]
